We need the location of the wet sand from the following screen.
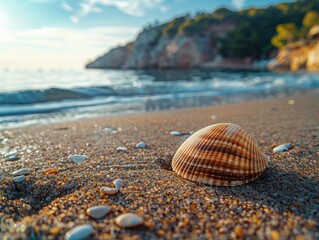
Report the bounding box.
[0,92,318,239]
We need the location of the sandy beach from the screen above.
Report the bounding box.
[0,92,318,239]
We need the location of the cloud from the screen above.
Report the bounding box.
[29,0,53,3]
[93,0,165,17]
[61,2,74,12]
[232,0,245,9]
[0,26,139,68]
[62,0,166,24]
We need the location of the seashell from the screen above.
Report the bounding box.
[12,168,31,176]
[171,123,268,186]
[115,213,144,228]
[135,141,146,148]
[86,205,111,219]
[100,187,118,195]
[64,224,93,240]
[113,179,124,189]
[13,175,25,183]
[69,155,87,163]
[43,168,60,175]
[273,143,291,153]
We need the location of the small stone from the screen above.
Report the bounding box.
[69,155,87,163]
[12,168,31,176]
[104,127,117,133]
[288,99,295,105]
[86,205,111,219]
[135,141,146,148]
[170,131,181,136]
[270,230,280,240]
[65,224,93,240]
[115,213,144,228]
[113,179,124,189]
[273,143,291,153]
[100,187,118,195]
[188,131,195,135]
[7,155,20,161]
[49,227,61,235]
[13,175,25,183]
[211,115,218,120]
[117,147,127,151]
[234,225,244,238]
[43,169,59,175]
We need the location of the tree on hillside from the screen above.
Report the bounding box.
[271,23,299,48]
[302,10,319,29]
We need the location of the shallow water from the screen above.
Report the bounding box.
[0,68,319,129]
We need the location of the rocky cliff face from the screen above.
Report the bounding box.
[86,23,235,69]
[268,41,319,71]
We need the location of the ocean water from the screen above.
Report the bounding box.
[1,68,319,129]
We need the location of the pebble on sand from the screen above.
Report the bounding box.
[69,155,87,163]
[13,175,25,183]
[86,205,111,219]
[113,179,124,189]
[7,155,20,161]
[135,141,146,148]
[273,143,291,153]
[12,168,31,176]
[100,187,118,195]
[43,169,60,175]
[288,99,295,105]
[104,127,117,133]
[170,131,181,136]
[115,213,144,228]
[64,224,93,240]
[211,115,218,120]
[117,146,128,151]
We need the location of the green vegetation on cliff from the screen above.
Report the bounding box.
[159,0,319,59]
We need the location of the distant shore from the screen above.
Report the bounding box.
[0,92,318,239]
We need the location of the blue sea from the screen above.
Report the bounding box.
[1,68,319,130]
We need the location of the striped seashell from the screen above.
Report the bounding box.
[171,123,268,186]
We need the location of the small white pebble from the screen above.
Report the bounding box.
[117,147,128,151]
[288,99,295,105]
[211,115,218,120]
[135,141,146,148]
[104,127,117,133]
[13,175,25,183]
[69,155,87,163]
[86,205,110,219]
[65,224,93,240]
[7,155,20,161]
[170,131,181,136]
[100,187,118,195]
[12,168,30,176]
[115,213,144,228]
[273,143,291,153]
[113,179,125,189]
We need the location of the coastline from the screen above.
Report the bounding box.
[0,92,318,239]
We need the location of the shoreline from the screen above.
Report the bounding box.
[1,88,318,131]
[0,93,318,239]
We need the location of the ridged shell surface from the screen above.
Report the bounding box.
[172,123,267,186]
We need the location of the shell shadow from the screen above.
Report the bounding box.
[0,174,84,220]
[213,166,319,221]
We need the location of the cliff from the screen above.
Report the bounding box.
[86,22,235,69]
[268,25,319,71]
[86,0,319,70]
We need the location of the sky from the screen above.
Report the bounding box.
[0,0,291,69]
